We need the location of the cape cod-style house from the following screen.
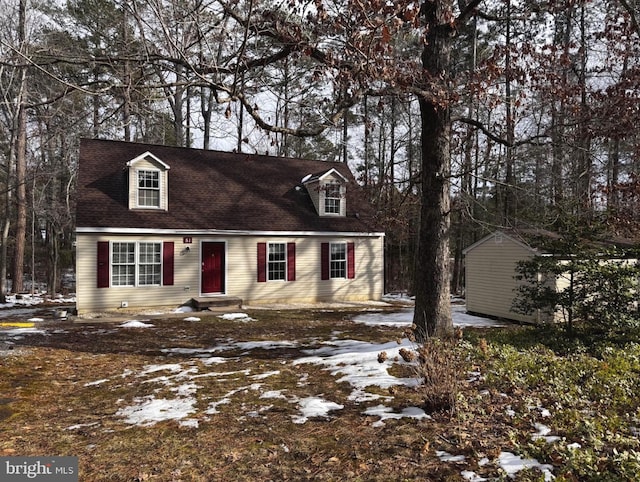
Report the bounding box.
[75,138,385,314]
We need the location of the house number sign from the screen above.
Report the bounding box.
[183,237,193,244]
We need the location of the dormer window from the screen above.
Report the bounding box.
[126,151,170,211]
[137,170,160,208]
[324,183,342,214]
[302,168,347,217]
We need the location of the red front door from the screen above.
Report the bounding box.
[201,242,225,294]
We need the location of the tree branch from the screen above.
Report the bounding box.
[456,0,483,28]
[454,116,552,147]
[617,0,640,36]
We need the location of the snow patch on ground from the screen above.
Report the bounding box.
[116,396,197,426]
[498,451,554,481]
[218,312,254,322]
[291,397,344,424]
[352,304,509,328]
[119,320,155,328]
[364,405,430,427]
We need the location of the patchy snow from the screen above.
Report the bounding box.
[84,379,109,387]
[218,312,254,322]
[119,320,155,328]
[532,422,561,443]
[116,396,197,427]
[436,450,467,463]
[1,327,46,338]
[0,300,554,480]
[353,303,509,328]
[364,405,430,427]
[461,470,487,482]
[498,452,554,480]
[0,293,75,309]
[173,305,196,313]
[291,397,344,424]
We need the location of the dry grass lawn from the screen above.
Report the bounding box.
[0,308,530,481]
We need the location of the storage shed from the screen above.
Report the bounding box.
[464,229,639,324]
[463,230,548,324]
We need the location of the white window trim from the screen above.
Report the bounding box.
[136,169,162,209]
[111,242,135,287]
[323,183,342,215]
[111,241,163,287]
[320,181,346,217]
[329,242,347,279]
[267,242,287,282]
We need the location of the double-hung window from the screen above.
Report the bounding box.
[257,242,295,282]
[138,243,162,286]
[268,243,286,281]
[330,242,347,278]
[111,242,161,286]
[112,242,136,286]
[324,183,341,215]
[137,170,160,208]
[321,242,355,280]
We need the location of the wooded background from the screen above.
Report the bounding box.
[1,0,639,306]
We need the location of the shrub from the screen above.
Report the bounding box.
[415,338,465,414]
[513,245,640,335]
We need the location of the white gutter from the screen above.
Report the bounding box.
[76,227,385,238]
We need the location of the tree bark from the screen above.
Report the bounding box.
[412,1,457,340]
[12,0,28,294]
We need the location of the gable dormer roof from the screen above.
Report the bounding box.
[126,151,171,170]
[76,138,380,233]
[301,167,348,185]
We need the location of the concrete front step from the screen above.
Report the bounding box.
[188,297,243,311]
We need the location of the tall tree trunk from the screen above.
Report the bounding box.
[363,95,370,187]
[412,1,456,340]
[122,7,132,142]
[0,177,11,301]
[575,2,592,219]
[342,86,348,163]
[503,0,515,225]
[607,137,621,211]
[551,4,571,208]
[201,86,215,150]
[13,0,28,294]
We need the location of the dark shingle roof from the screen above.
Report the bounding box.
[76,138,381,233]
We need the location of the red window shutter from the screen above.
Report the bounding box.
[163,242,174,286]
[347,242,355,279]
[287,242,296,281]
[257,242,267,282]
[97,241,110,288]
[321,242,329,280]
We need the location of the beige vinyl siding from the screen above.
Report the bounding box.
[227,236,383,304]
[464,234,541,323]
[76,233,384,314]
[76,234,187,313]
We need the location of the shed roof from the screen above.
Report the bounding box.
[464,228,637,256]
[76,138,381,233]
